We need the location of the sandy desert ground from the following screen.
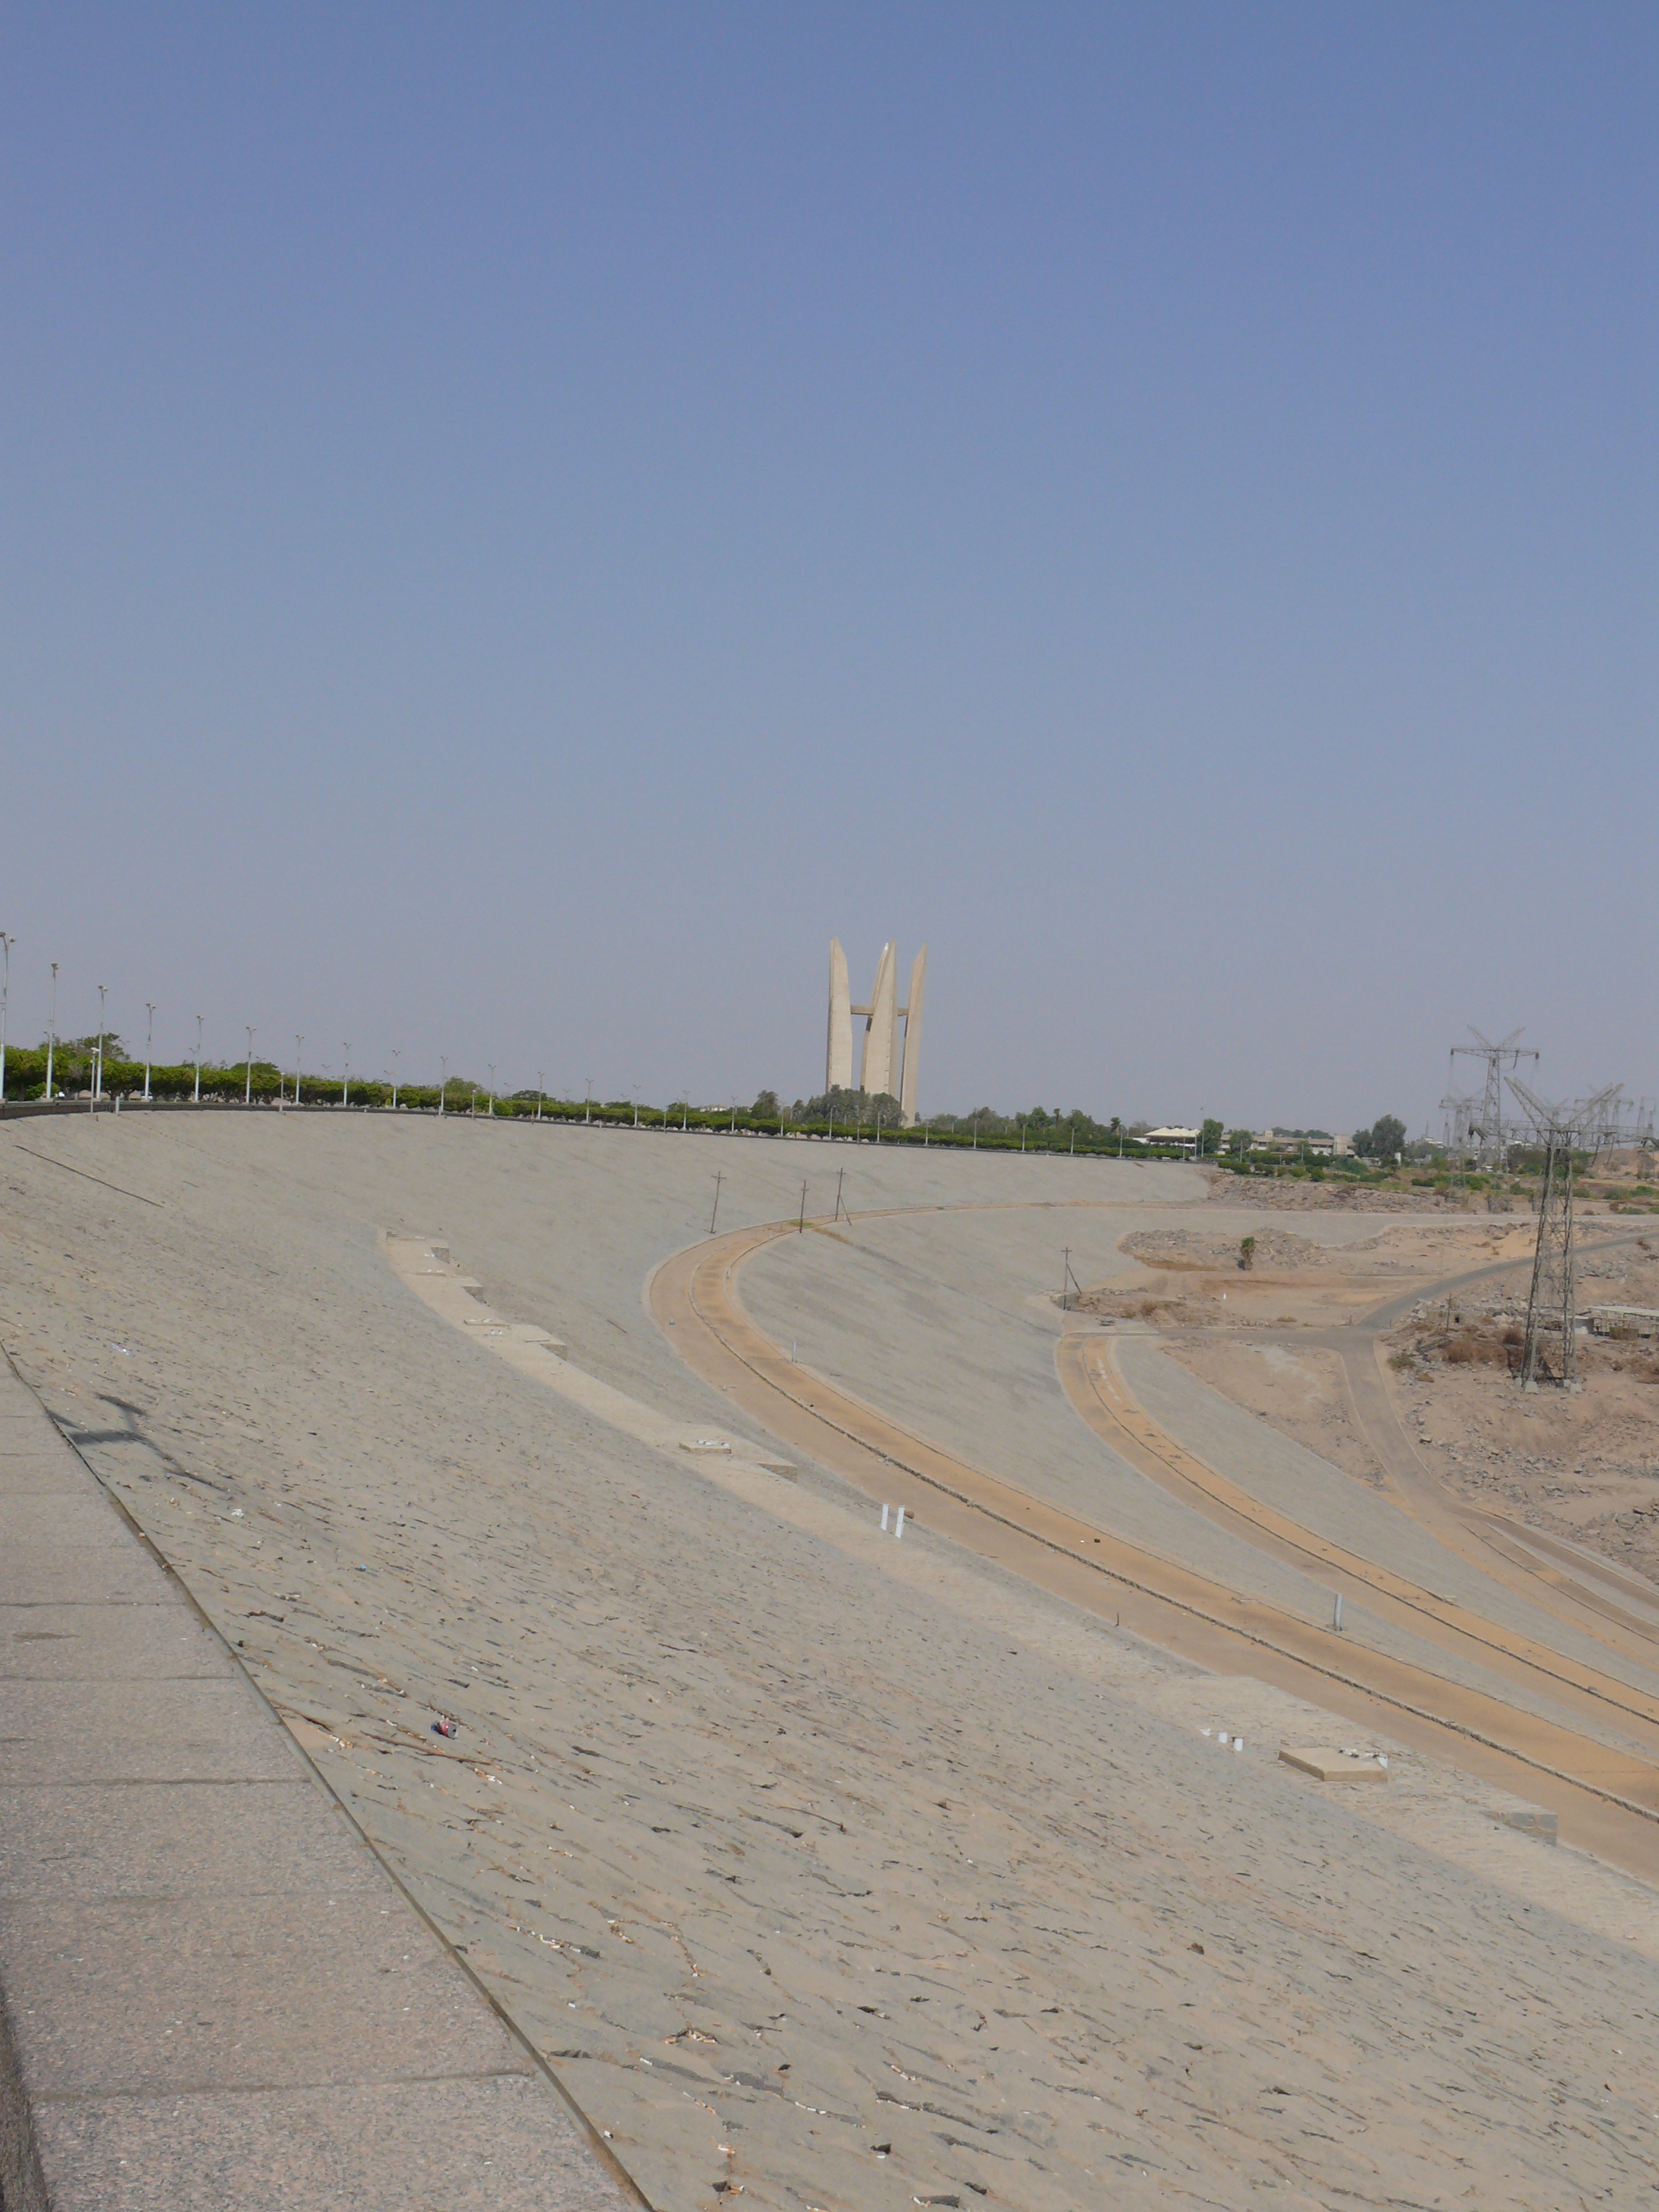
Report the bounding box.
[2,1108,1658,2210]
[1133,1205,1659,1586]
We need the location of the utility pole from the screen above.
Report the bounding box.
[585,1078,592,1125]
[390,1050,401,1110]
[244,1025,255,1107]
[342,1045,350,1108]
[143,1003,155,1102]
[294,1036,304,1107]
[440,1055,447,1116]
[709,1170,723,1234]
[95,982,107,1108]
[46,963,59,1101]
[536,1071,544,1122]
[488,1064,496,1116]
[193,1013,202,1104]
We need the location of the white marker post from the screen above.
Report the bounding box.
[894,1507,905,1541]
[1332,1592,1345,1632]
[880,1505,890,1532]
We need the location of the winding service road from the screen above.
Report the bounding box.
[651,1201,1659,1878]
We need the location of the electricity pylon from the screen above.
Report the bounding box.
[1507,1077,1623,1389]
[1439,1087,1481,1164]
[1450,1029,1538,1170]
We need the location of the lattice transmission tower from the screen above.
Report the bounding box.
[1507,1078,1624,1389]
[1438,1087,1481,1164]
[1450,1028,1538,1170]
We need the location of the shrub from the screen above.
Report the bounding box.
[1444,1332,1506,1367]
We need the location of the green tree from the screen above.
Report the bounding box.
[1199,1118,1224,1158]
[797,1085,901,1130]
[751,1089,780,1118]
[1356,1114,1406,1159]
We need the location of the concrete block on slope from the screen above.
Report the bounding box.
[1279,1745,1390,1784]
[1498,1806,1558,1844]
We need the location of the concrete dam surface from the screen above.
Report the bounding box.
[1,1110,1655,2210]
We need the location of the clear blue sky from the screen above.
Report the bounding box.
[3,4,1653,1130]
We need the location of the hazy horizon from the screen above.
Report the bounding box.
[3,6,1652,1135]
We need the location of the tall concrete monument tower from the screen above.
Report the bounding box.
[826,939,927,1125]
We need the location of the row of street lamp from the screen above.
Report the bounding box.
[1,957,652,1126]
[0,947,550,1117]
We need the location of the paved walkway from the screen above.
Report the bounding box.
[0,1355,638,2212]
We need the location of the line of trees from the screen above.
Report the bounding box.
[0,1047,1219,1156]
[1,1042,1409,1176]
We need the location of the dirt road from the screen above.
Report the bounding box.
[654,1206,1659,1874]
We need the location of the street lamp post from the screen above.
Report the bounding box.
[585,1078,592,1125]
[45,963,58,1101]
[193,1014,203,1104]
[0,932,13,1107]
[143,1003,154,1102]
[244,1027,255,1107]
[342,1046,350,1109]
[293,1036,303,1105]
[488,1063,496,1117]
[439,1056,447,1116]
[390,1051,400,1110]
[536,1071,543,1122]
[92,987,107,1114]
[94,982,107,1110]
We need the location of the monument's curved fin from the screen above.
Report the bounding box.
[860,940,897,1099]
[826,939,853,1094]
[899,944,927,1125]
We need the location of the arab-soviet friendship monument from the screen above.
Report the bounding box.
[826,937,926,1123]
